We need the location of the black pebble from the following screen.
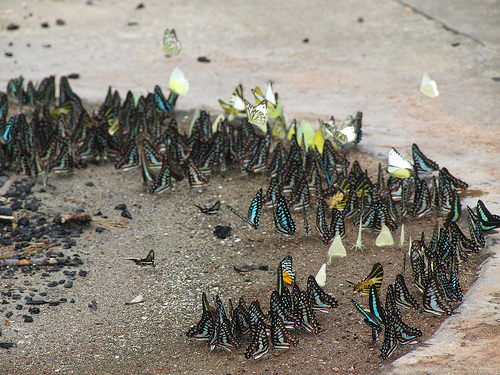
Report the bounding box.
[7,23,19,30]
[41,22,49,28]
[59,298,67,303]
[214,225,231,239]
[47,281,58,287]
[197,56,210,63]
[48,301,60,306]
[5,312,13,318]
[5,52,13,57]
[95,226,103,233]
[302,38,309,43]
[136,2,145,9]
[0,208,13,216]
[17,217,29,227]
[68,73,80,79]
[0,343,15,349]
[85,181,94,187]
[89,300,97,311]
[23,315,33,323]
[28,307,40,314]
[64,281,73,288]
[15,304,23,310]
[79,270,87,277]
[121,209,132,219]
[244,278,251,282]
[115,204,127,210]
[56,19,65,26]
[70,298,75,303]
[39,292,47,297]
[58,279,65,284]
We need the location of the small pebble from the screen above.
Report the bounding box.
[58,279,65,285]
[56,19,66,26]
[23,315,33,323]
[41,22,49,28]
[5,312,13,318]
[15,304,23,311]
[79,270,87,277]
[28,307,40,314]
[214,225,231,239]
[121,209,133,219]
[64,281,73,288]
[68,73,80,79]
[197,56,210,63]
[95,226,103,233]
[7,23,19,31]
[136,3,145,9]
[302,38,309,43]
[47,281,58,287]
[5,52,13,57]
[89,300,98,311]
[85,181,94,187]
[70,298,75,304]
[115,204,127,210]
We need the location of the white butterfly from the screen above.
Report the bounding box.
[315,263,327,287]
[399,223,405,248]
[163,28,182,56]
[419,71,439,98]
[375,224,395,247]
[244,99,268,133]
[320,116,355,146]
[327,234,346,264]
[386,147,414,178]
[168,66,189,95]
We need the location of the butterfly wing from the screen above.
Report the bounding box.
[355,263,384,295]
[244,99,268,133]
[387,148,413,178]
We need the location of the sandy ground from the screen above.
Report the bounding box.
[1,0,500,374]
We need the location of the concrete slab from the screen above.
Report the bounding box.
[1,0,499,373]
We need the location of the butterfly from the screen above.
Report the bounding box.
[376,224,395,247]
[272,193,296,235]
[467,206,485,248]
[422,272,453,316]
[319,116,356,147]
[219,85,246,121]
[385,284,422,345]
[270,310,299,349]
[307,275,338,310]
[292,283,321,333]
[245,309,270,359]
[475,199,500,231]
[411,178,432,217]
[394,274,419,309]
[419,71,439,98]
[280,255,295,285]
[184,157,209,188]
[209,296,240,352]
[244,99,268,133]
[186,292,215,340]
[226,188,263,229]
[195,200,221,215]
[380,319,399,359]
[351,284,386,344]
[153,85,173,113]
[168,66,189,96]
[252,81,277,110]
[269,290,299,329]
[315,263,327,287]
[296,120,315,151]
[327,234,346,264]
[163,28,182,56]
[124,249,155,267]
[412,143,439,173]
[386,147,414,178]
[350,263,384,295]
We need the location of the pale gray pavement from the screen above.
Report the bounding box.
[1,1,500,373]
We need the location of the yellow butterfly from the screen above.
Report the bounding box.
[296,120,315,151]
[280,255,295,285]
[327,234,346,264]
[386,147,414,179]
[287,119,297,140]
[315,263,327,287]
[244,99,268,133]
[272,116,289,139]
[219,84,245,121]
[252,81,277,110]
[376,224,395,247]
[312,129,325,154]
[419,71,439,98]
[168,66,189,96]
[350,263,384,295]
[163,28,182,56]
